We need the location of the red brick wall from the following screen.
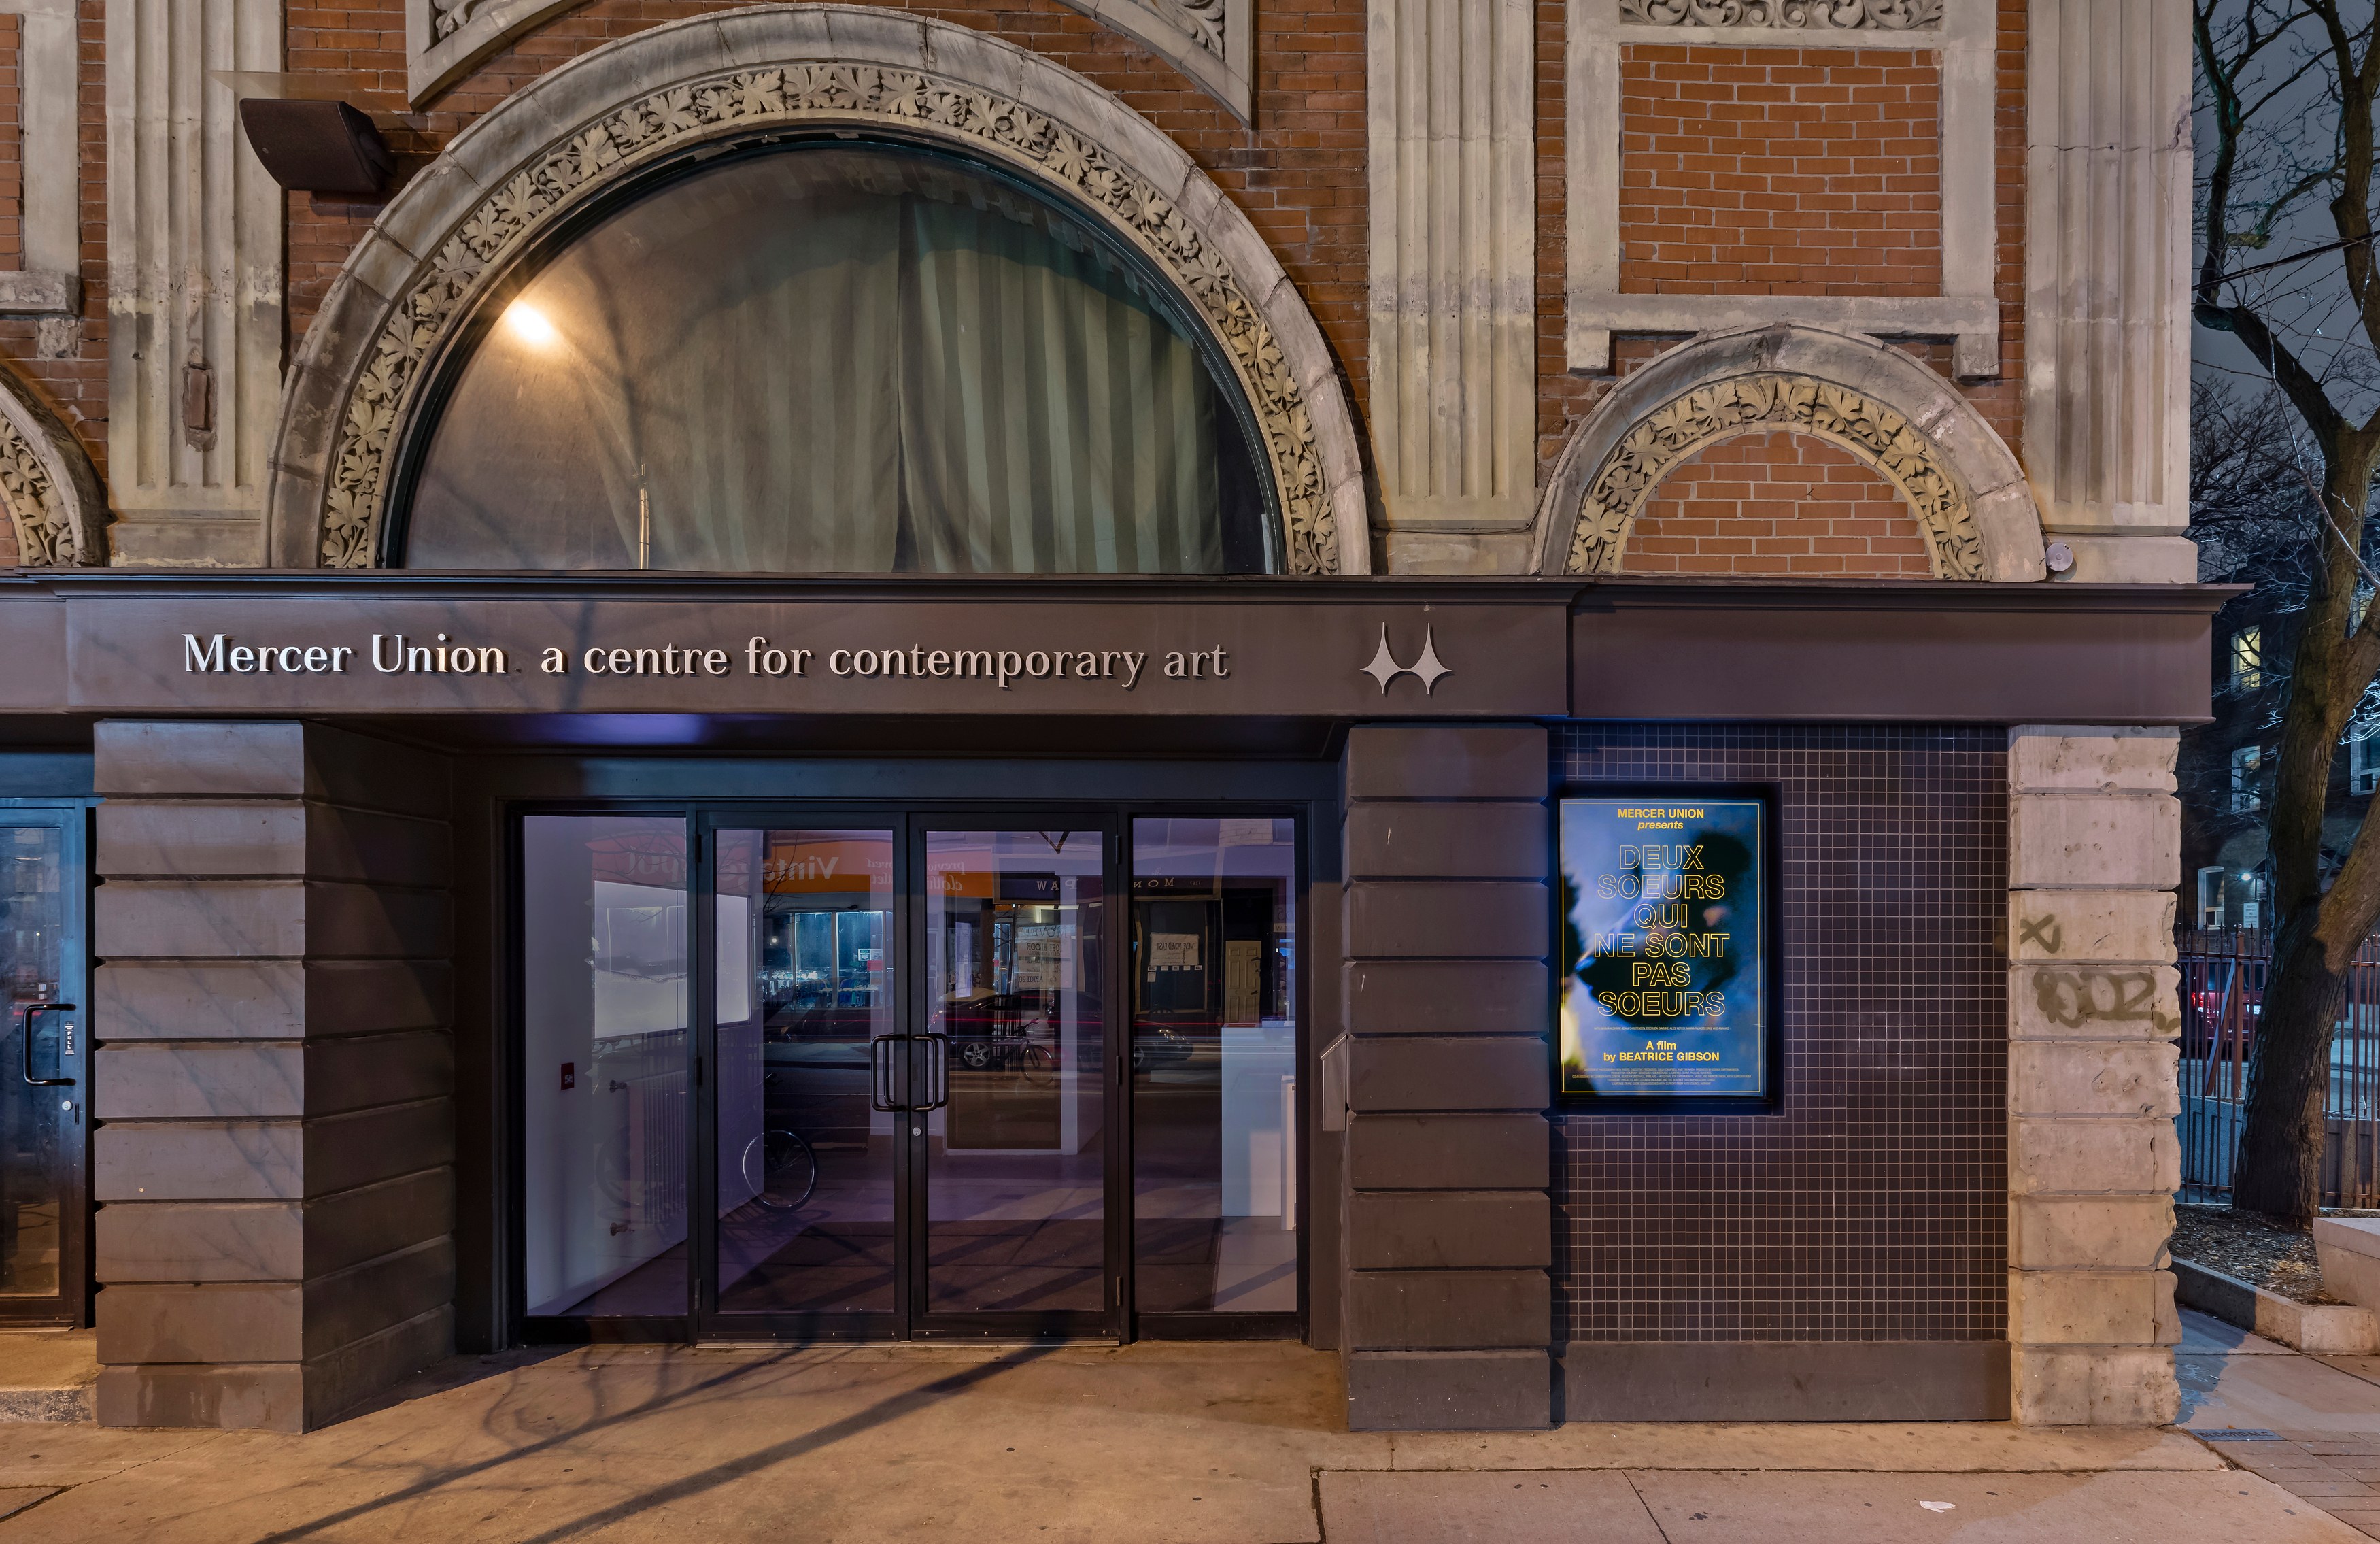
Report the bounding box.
[0,2,2031,561]
[0,16,22,273]
[1617,45,1941,297]
[1619,430,1931,577]
[288,0,1369,412]
[0,1,107,487]
[1538,3,2026,512]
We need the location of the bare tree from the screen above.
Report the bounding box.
[2190,378,2319,593]
[2197,1,2380,1224]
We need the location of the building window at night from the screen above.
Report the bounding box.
[394,140,1274,575]
[2197,865,2226,928]
[2231,745,2264,813]
[2230,626,2263,692]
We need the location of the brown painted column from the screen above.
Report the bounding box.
[1338,724,1553,1430]
[89,722,455,1430]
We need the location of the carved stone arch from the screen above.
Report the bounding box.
[290,3,1364,573]
[0,365,103,567]
[1533,324,2047,581]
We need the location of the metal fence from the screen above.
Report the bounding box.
[2177,928,2380,1207]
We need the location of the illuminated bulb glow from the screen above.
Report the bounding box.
[504,301,560,348]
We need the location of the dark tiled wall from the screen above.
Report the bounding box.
[1552,724,2007,1343]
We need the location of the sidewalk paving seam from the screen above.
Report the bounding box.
[1620,1470,1676,1544]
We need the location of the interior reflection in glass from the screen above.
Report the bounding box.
[401,143,1269,575]
[924,829,1106,1313]
[713,828,898,1315]
[521,816,690,1318]
[1132,817,1297,1314]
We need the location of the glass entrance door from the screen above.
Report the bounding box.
[917,824,1110,1330]
[0,811,85,1325]
[697,814,1116,1338]
[708,826,900,1330]
[656,805,1299,1342]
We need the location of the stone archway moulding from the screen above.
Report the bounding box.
[1533,324,2048,582]
[275,4,1366,574]
[0,365,104,566]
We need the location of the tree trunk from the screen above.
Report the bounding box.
[2229,450,2380,1228]
[2233,911,2351,1224]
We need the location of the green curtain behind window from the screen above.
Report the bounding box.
[402,146,1234,574]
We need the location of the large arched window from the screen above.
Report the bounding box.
[391,139,1275,573]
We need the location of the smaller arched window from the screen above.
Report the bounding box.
[392,139,1275,573]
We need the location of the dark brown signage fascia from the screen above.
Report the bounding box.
[25,573,1576,720]
[0,571,2237,725]
[1571,579,2242,725]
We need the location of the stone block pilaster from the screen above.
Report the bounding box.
[1339,724,1552,1429]
[2005,725,2182,1425]
[90,722,456,1431]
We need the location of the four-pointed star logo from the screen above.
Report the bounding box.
[1361,624,1452,695]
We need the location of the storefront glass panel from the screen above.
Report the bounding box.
[713,828,897,1316]
[1,822,69,1304]
[517,803,1302,1339]
[1131,818,1297,1315]
[522,815,690,1318]
[923,828,1106,1315]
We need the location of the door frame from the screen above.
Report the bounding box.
[691,804,912,1342]
[689,805,1132,1343]
[0,800,92,1328]
[899,809,1127,1341]
[507,792,1313,1347]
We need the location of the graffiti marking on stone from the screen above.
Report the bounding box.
[2017,915,2062,955]
[2032,970,2177,1037]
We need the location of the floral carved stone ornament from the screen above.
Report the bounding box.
[1563,373,1986,578]
[320,62,1337,573]
[0,418,80,565]
[1616,0,1943,26]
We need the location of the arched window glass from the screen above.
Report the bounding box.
[394,141,1272,573]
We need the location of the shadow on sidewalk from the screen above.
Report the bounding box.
[255,1342,1066,1544]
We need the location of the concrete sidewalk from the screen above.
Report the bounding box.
[0,1335,2348,1543]
[2179,1304,2380,1539]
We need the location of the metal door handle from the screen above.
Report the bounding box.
[920,1033,949,1111]
[870,1035,899,1112]
[22,1002,73,1087]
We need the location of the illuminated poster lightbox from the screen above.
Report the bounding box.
[1556,792,1773,1105]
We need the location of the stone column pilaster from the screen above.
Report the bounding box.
[90,722,455,1431]
[2024,0,2196,583]
[103,0,285,566]
[2006,725,2182,1424]
[1338,724,1552,1429]
[1366,0,1537,564]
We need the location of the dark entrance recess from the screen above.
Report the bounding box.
[515,804,1303,1343]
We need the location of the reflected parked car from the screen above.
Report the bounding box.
[1132,1023,1193,1072]
[941,992,1049,1070]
